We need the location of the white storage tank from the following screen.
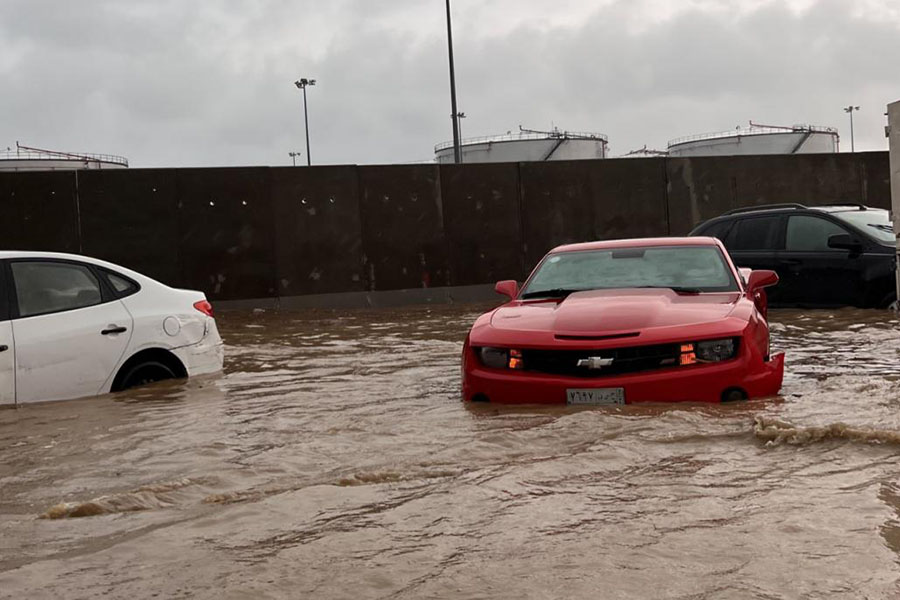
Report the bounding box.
[667,122,839,157]
[435,127,608,164]
[0,143,129,172]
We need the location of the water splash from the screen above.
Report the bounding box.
[41,477,213,519]
[753,416,900,446]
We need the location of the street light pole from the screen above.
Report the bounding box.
[844,105,860,152]
[289,151,302,167]
[445,0,462,164]
[294,78,316,166]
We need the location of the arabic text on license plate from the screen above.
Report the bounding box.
[566,388,625,406]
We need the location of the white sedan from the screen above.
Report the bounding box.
[0,251,224,405]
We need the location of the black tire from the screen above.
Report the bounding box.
[721,388,748,403]
[119,360,177,390]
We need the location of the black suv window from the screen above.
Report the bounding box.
[701,219,734,242]
[11,261,103,318]
[728,216,782,251]
[786,215,848,252]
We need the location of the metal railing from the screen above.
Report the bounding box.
[667,124,838,148]
[435,130,608,153]
[0,147,129,167]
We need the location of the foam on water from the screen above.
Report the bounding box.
[40,477,215,519]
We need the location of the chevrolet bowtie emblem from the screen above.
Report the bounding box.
[576,357,614,369]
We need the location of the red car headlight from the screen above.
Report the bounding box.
[694,338,739,363]
[478,347,524,370]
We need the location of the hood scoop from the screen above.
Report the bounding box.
[555,332,641,341]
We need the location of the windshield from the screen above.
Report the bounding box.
[831,209,895,244]
[521,245,739,298]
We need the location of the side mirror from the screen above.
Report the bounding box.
[828,233,862,252]
[494,280,518,300]
[746,270,778,293]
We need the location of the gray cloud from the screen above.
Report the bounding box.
[0,0,897,166]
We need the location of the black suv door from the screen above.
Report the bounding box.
[720,215,785,301]
[779,214,863,307]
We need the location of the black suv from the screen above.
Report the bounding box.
[689,203,897,308]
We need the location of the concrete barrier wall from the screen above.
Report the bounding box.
[441,162,525,284]
[0,171,79,253]
[665,153,885,235]
[79,169,181,286]
[271,165,365,296]
[176,167,277,300]
[587,157,670,240]
[0,152,890,302]
[358,164,449,291]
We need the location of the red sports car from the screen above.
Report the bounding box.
[461,237,784,404]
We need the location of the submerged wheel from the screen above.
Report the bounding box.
[119,361,177,390]
[721,388,748,403]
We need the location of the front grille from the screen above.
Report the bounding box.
[522,343,682,378]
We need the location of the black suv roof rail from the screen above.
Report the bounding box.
[722,203,807,216]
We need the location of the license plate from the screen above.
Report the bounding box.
[566,388,625,406]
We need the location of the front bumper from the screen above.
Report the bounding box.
[462,345,784,404]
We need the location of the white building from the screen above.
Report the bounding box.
[667,123,839,157]
[435,127,608,164]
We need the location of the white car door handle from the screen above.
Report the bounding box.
[101,326,128,335]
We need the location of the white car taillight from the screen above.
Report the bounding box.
[193,300,214,318]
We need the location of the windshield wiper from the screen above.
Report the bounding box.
[522,286,705,299]
[868,223,895,233]
[520,288,583,299]
[634,286,704,294]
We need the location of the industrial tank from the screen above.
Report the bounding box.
[0,143,129,172]
[435,127,608,164]
[667,122,839,157]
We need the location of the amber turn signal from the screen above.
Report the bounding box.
[679,343,697,365]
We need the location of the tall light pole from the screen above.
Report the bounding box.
[288,151,302,167]
[844,105,860,152]
[294,78,316,166]
[445,0,462,164]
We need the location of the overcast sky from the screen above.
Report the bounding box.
[1,0,898,167]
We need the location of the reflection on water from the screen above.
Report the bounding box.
[2,305,900,598]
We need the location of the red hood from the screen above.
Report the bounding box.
[490,289,741,335]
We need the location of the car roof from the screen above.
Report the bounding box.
[0,251,154,284]
[551,237,721,253]
[0,250,110,262]
[716,203,881,218]
[812,205,886,213]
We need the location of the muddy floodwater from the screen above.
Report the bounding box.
[3,305,900,598]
